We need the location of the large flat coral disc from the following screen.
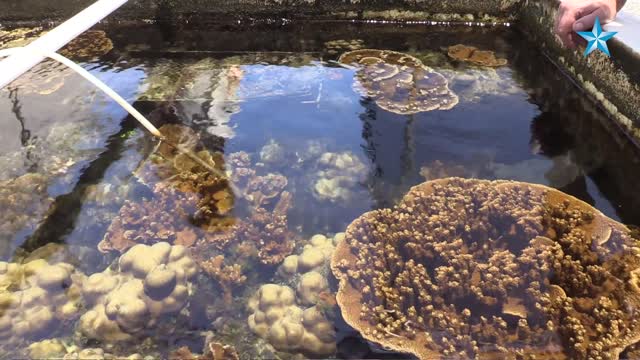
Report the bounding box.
[332,177,640,359]
[339,49,458,115]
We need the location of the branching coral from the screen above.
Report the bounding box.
[447,44,508,67]
[200,255,247,305]
[98,183,199,253]
[78,242,197,342]
[170,341,240,360]
[101,125,238,253]
[230,191,295,265]
[324,39,365,55]
[331,177,640,359]
[339,49,458,114]
[0,27,45,49]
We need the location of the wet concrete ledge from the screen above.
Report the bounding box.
[1,0,522,22]
[519,0,640,144]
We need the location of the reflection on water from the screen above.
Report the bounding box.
[0,21,640,359]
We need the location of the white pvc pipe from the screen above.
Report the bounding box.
[0,47,161,137]
[0,0,128,90]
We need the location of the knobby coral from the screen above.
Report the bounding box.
[332,177,640,359]
[312,151,368,203]
[447,44,508,67]
[247,284,336,357]
[339,49,458,114]
[78,242,198,342]
[0,259,83,346]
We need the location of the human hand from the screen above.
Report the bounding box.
[554,0,619,48]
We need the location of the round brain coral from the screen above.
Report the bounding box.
[339,49,458,115]
[331,177,640,359]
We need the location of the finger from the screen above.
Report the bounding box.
[555,6,579,48]
[573,7,608,31]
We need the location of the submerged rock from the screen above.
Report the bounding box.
[332,177,640,359]
[339,49,458,114]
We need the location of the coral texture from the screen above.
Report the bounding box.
[59,30,113,61]
[0,173,53,245]
[339,49,458,114]
[247,284,336,357]
[78,242,197,342]
[332,177,640,359]
[447,44,508,67]
[312,151,368,203]
[0,259,83,345]
[200,255,246,305]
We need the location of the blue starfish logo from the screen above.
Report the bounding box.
[576,16,617,57]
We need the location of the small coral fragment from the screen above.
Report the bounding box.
[447,44,508,67]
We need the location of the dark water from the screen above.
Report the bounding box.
[1,21,640,359]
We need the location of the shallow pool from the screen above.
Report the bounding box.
[1,21,640,359]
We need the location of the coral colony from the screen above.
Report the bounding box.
[2,26,640,360]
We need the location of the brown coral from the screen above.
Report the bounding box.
[244,173,288,206]
[98,183,198,253]
[339,49,458,114]
[200,255,247,305]
[0,173,54,246]
[59,30,113,61]
[170,342,239,360]
[447,44,508,67]
[331,177,640,359]
[198,190,295,265]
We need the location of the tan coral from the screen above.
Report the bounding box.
[78,242,197,342]
[312,152,368,203]
[98,183,199,253]
[339,49,458,114]
[447,44,508,67]
[331,177,640,359]
[247,284,335,357]
[0,259,83,345]
[0,173,54,246]
[59,30,113,61]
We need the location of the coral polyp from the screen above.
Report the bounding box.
[332,177,640,359]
